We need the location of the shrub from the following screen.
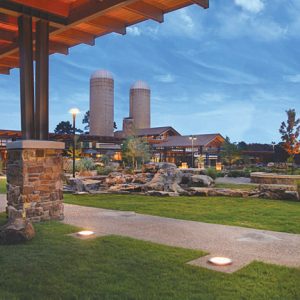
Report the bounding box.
[205,168,217,180]
[227,170,250,178]
[96,166,114,175]
[75,158,96,172]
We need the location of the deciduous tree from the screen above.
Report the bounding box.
[279,109,300,163]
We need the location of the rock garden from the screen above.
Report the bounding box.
[64,162,300,201]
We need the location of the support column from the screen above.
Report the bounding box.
[18,15,35,140]
[35,20,49,140]
[6,141,65,222]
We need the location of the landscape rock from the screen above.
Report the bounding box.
[105,172,133,186]
[108,184,143,193]
[188,187,250,197]
[145,165,183,193]
[68,178,102,193]
[0,217,35,245]
[190,175,214,187]
[132,173,152,184]
[253,185,299,201]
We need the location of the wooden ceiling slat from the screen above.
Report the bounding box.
[57,28,95,46]
[124,1,164,23]
[0,0,209,72]
[87,16,127,35]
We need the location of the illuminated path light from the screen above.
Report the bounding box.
[77,230,95,237]
[208,257,233,266]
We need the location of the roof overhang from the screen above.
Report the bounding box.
[0,0,209,74]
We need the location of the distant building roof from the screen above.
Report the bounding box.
[114,126,181,138]
[153,134,225,148]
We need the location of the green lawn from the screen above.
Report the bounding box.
[64,194,300,234]
[0,213,299,299]
[0,178,6,194]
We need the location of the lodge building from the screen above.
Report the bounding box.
[0,127,225,168]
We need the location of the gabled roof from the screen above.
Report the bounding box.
[0,0,209,74]
[137,126,180,136]
[114,126,181,137]
[153,133,225,147]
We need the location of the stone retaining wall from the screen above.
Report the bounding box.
[250,172,300,185]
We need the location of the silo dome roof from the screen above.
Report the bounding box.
[91,69,113,80]
[131,80,150,90]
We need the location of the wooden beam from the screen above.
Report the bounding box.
[68,0,136,25]
[87,16,127,35]
[0,1,68,25]
[49,41,69,55]
[59,28,95,46]
[0,56,18,67]
[11,0,70,17]
[190,0,209,9]
[0,67,10,74]
[124,1,164,23]
[0,28,17,42]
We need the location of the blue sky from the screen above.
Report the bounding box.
[1,0,300,143]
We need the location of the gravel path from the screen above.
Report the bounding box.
[1,195,299,273]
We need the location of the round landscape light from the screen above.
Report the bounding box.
[208,257,232,266]
[77,230,94,236]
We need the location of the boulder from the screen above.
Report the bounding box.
[108,184,143,193]
[0,217,35,245]
[145,165,183,193]
[132,173,153,184]
[105,172,133,186]
[68,178,102,193]
[251,184,299,201]
[190,175,214,187]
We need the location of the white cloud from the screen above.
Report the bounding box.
[215,9,287,42]
[234,0,265,13]
[178,9,195,32]
[127,26,142,36]
[154,73,175,83]
[283,74,300,83]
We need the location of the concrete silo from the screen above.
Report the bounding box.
[89,70,114,136]
[129,80,151,129]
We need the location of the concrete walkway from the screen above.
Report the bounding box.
[1,195,299,273]
[63,204,300,273]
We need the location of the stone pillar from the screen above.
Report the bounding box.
[6,140,65,222]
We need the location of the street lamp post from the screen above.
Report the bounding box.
[69,108,80,178]
[189,135,197,168]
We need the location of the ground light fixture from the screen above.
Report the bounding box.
[76,230,95,237]
[208,257,233,266]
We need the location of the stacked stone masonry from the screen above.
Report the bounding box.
[6,148,64,222]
